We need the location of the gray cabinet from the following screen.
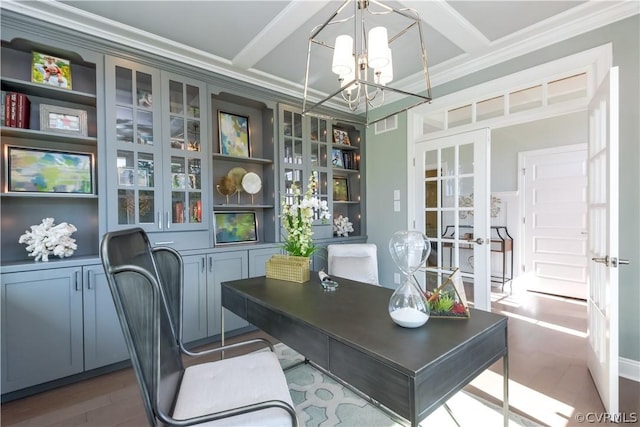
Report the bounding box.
[181,254,208,343]
[1,267,83,393]
[1,264,126,394]
[180,247,282,344]
[278,104,366,241]
[207,251,249,334]
[104,58,209,249]
[82,264,129,370]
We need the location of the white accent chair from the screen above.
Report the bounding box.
[327,243,380,286]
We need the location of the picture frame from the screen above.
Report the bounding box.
[31,52,72,90]
[333,177,349,202]
[118,167,135,186]
[332,148,344,168]
[6,145,93,194]
[218,111,250,157]
[333,128,351,146]
[214,211,258,245]
[39,104,88,136]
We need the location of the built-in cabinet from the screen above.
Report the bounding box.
[279,104,365,240]
[104,57,209,249]
[1,264,127,394]
[181,246,281,344]
[0,12,367,400]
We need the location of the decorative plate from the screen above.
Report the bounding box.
[227,167,247,189]
[242,172,262,194]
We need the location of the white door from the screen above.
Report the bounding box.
[414,128,492,311]
[522,144,588,299]
[587,67,619,415]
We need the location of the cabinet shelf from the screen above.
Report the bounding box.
[333,200,359,205]
[1,192,97,199]
[213,204,274,209]
[212,153,273,165]
[333,167,359,174]
[1,126,97,145]
[332,143,358,151]
[1,77,97,106]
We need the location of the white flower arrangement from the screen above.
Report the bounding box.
[281,173,331,257]
[333,215,354,237]
[18,218,78,262]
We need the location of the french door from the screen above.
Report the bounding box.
[413,128,492,311]
[587,67,620,415]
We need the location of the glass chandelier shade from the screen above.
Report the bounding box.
[303,0,432,126]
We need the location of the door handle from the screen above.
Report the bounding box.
[591,255,610,266]
[468,237,486,245]
[612,257,630,267]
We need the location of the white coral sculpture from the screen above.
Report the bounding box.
[18,218,78,262]
[333,215,354,237]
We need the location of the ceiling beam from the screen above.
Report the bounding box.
[398,0,490,52]
[232,1,328,70]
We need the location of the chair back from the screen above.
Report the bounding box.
[327,243,380,285]
[152,246,183,342]
[100,228,183,426]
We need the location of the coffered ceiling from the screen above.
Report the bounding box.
[2,1,636,114]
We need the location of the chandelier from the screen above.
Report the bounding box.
[302,0,432,126]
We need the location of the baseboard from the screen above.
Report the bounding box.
[620,357,640,382]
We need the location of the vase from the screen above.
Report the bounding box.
[266,254,310,283]
[388,230,431,328]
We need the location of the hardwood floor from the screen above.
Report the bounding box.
[1,286,638,426]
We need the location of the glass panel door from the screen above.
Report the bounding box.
[414,128,491,311]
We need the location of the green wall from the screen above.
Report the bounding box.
[366,15,640,363]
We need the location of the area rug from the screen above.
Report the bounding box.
[273,343,540,427]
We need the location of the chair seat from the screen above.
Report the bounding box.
[173,351,294,427]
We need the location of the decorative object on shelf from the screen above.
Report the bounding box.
[6,146,93,194]
[302,0,432,126]
[331,148,344,168]
[218,111,249,157]
[280,172,330,257]
[18,217,77,262]
[388,230,431,328]
[213,211,258,245]
[266,254,311,283]
[31,51,71,89]
[333,215,354,237]
[459,193,502,219]
[39,104,88,136]
[215,177,237,205]
[227,166,247,203]
[4,92,30,128]
[332,128,350,145]
[425,268,470,319]
[333,177,349,202]
[241,171,262,204]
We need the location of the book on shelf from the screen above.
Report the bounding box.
[342,151,357,170]
[4,92,30,129]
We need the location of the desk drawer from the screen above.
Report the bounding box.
[247,300,329,369]
[330,339,411,418]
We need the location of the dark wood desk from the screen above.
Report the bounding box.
[222,276,509,426]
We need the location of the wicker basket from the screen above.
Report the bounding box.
[266,255,310,283]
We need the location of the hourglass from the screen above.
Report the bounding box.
[388,230,431,328]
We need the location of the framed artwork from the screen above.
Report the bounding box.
[331,148,344,168]
[6,145,93,194]
[218,111,250,157]
[332,128,351,145]
[31,52,72,89]
[214,211,258,245]
[333,177,349,202]
[40,104,88,136]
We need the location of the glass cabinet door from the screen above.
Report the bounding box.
[107,58,163,231]
[281,106,305,207]
[309,115,329,220]
[162,75,207,230]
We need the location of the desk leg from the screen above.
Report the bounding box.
[503,351,509,427]
[221,309,225,359]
